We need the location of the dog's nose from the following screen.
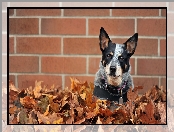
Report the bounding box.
[110,66,116,73]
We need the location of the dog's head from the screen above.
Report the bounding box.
[99,27,138,87]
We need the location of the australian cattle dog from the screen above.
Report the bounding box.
[93,27,138,105]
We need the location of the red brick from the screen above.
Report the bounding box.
[112,38,127,44]
[2,34,7,53]
[160,39,166,56]
[88,57,135,75]
[130,58,135,75]
[137,59,166,76]
[41,57,86,74]
[112,9,159,16]
[161,77,166,91]
[63,38,101,55]
[64,9,110,16]
[88,19,134,35]
[133,77,159,95]
[168,58,174,77]
[9,9,14,16]
[168,37,174,56]
[41,18,86,35]
[16,37,61,54]
[168,13,174,34]
[9,18,39,34]
[134,39,158,56]
[137,19,166,36]
[9,56,39,73]
[65,76,95,88]
[18,75,62,90]
[2,55,7,74]
[9,75,15,86]
[9,37,14,54]
[161,9,166,17]
[16,9,61,16]
[89,57,101,74]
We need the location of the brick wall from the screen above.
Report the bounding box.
[9,8,166,94]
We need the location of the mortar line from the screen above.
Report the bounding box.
[14,36,16,53]
[9,73,166,78]
[8,54,166,59]
[159,9,161,16]
[8,35,166,39]
[62,75,65,89]
[159,76,161,87]
[9,16,166,19]
[39,56,41,73]
[110,9,112,16]
[14,9,16,16]
[61,37,64,55]
[158,38,160,56]
[61,9,64,17]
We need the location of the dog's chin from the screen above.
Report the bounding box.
[107,75,122,87]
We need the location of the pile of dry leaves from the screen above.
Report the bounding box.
[9,78,166,124]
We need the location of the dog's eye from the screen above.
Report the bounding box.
[107,54,112,58]
[119,56,124,60]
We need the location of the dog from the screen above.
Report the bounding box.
[93,27,138,104]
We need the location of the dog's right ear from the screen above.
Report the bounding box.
[99,27,111,51]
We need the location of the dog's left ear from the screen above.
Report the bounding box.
[124,33,138,57]
[99,27,111,51]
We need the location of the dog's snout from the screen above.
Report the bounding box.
[110,66,116,73]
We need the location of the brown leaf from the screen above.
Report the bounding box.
[96,117,102,124]
[86,111,96,119]
[76,107,84,117]
[33,80,43,98]
[20,96,36,109]
[99,108,113,117]
[74,118,85,124]
[9,106,17,114]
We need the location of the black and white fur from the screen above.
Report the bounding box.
[93,27,138,103]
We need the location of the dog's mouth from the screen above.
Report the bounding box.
[106,74,122,87]
[109,73,121,78]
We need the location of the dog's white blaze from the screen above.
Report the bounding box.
[105,44,124,86]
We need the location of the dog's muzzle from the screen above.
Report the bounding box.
[110,66,116,76]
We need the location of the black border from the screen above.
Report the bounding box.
[7,7,167,126]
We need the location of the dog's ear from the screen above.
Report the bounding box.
[99,27,111,51]
[124,33,138,57]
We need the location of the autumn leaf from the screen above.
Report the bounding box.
[20,96,36,109]
[8,78,166,125]
[33,80,43,98]
[9,106,17,114]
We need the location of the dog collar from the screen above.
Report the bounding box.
[93,78,129,102]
